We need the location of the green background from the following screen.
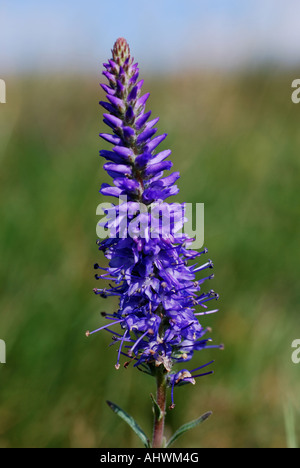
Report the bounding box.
[0,69,300,447]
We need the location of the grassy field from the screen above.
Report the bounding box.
[0,69,300,448]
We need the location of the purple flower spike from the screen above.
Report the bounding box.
[90,38,222,413]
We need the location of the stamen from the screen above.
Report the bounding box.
[190,360,214,373]
[88,319,124,335]
[129,330,148,355]
[194,308,218,316]
[191,260,214,273]
[115,331,128,370]
[191,370,214,379]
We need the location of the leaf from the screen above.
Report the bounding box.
[150,393,163,421]
[166,411,212,448]
[106,400,150,448]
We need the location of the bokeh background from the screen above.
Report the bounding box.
[0,0,300,448]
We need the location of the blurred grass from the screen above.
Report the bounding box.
[0,69,300,447]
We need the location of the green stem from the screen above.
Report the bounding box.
[152,367,167,448]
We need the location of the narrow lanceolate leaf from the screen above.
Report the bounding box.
[150,393,163,422]
[166,411,213,448]
[106,400,150,448]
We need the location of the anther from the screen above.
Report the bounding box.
[209,290,219,299]
[85,331,90,337]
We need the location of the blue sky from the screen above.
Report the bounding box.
[1,0,300,74]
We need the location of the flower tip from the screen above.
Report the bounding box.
[112,38,131,65]
[169,403,176,410]
[115,363,120,370]
[114,37,128,47]
[85,330,90,337]
[219,343,225,350]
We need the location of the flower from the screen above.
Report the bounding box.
[88,38,221,405]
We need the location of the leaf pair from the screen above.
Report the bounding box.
[106,399,212,448]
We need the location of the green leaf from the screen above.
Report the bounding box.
[166,411,212,448]
[150,393,163,421]
[106,400,150,448]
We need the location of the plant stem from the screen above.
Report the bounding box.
[152,367,167,448]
